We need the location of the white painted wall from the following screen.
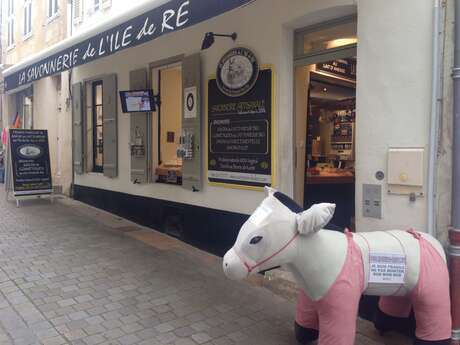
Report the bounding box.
[72,0,355,216]
[72,0,152,36]
[68,0,449,241]
[32,73,73,194]
[355,0,435,233]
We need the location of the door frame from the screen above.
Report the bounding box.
[293,16,357,206]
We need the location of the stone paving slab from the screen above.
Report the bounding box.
[0,190,410,345]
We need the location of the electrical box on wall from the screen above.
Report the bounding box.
[387,147,424,196]
[363,184,382,219]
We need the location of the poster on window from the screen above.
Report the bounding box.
[8,129,52,196]
[207,68,274,188]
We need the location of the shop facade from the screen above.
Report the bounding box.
[2,0,452,255]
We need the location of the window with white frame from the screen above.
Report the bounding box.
[89,0,110,14]
[47,0,58,18]
[23,0,32,38]
[7,0,14,47]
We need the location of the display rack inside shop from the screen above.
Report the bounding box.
[306,99,355,185]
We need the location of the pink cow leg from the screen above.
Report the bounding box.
[295,289,319,344]
[376,236,452,345]
[410,238,451,345]
[316,291,361,345]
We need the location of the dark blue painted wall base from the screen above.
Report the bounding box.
[72,184,248,257]
[73,184,391,328]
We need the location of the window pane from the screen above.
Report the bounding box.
[95,84,102,105]
[94,150,103,167]
[28,3,32,32]
[96,126,103,142]
[299,20,357,57]
[95,105,103,125]
[11,19,14,44]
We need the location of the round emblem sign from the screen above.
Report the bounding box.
[216,47,259,97]
[186,93,194,112]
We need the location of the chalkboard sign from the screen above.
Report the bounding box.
[208,68,273,188]
[8,129,52,196]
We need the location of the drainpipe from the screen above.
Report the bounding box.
[450,0,460,342]
[428,0,442,238]
[453,0,460,239]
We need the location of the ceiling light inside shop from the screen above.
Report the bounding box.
[327,38,358,49]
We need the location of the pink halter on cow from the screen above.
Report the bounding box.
[223,187,451,345]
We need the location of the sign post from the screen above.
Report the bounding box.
[5,129,53,206]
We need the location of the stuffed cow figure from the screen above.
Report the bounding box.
[223,187,451,345]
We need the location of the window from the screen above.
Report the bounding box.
[14,89,34,129]
[295,16,357,62]
[47,0,58,18]
[94,0,100,12]
[75,75,117,177]
[23,0,32,38]
[101,0,111,10]
[72,0,83,22]
[85,80,104,173]
[7,0,14,47]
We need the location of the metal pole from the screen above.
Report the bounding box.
[451,0,460,342]
[453,0,460,230]
[428,0,442,237]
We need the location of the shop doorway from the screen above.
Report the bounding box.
[294,17,357,229]
[151,61,183,185]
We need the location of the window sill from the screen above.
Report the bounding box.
[23,32,33,41]
[86,171,103,176]
[73,17,83,26]
[46,12,60,25]
[6,44,16,52]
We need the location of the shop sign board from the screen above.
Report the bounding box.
[4,0,254,92]
[316,58,356,80]
[8,129,52,196]
[207,68,273,188]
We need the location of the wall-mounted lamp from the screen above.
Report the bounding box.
[201,32,237,50]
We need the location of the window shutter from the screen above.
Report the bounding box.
[129,68,149,184]
[72,82,84,175]
[102,74,118,178]
[73,0,82,20]
[181,53,202,192]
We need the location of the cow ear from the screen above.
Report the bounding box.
[264,186,277,197]
[296,203,336,235]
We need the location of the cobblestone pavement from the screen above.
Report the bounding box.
[0,189,409,345]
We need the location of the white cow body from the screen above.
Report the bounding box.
[284,229,446,301]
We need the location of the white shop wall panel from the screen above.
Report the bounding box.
[355,0,432,232]
[71,0,434,236]
[73,0,356,215]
